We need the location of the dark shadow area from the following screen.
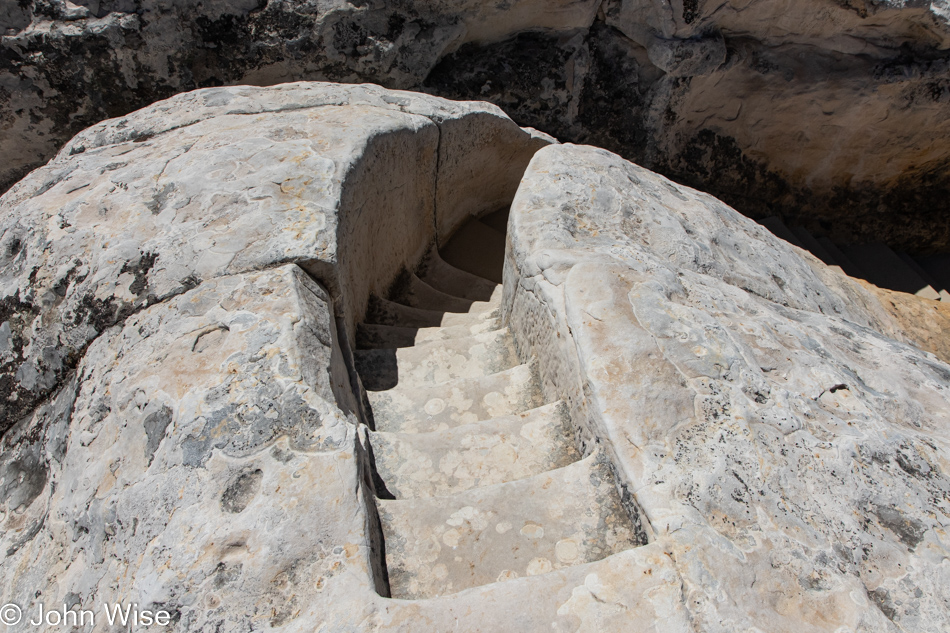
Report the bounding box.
[439,209,509,284]
[354,211,510,392]
[354,348,399,391]
[761,216,950,301]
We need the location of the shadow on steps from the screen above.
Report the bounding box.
[760,216,950,302]
[438,208,508,284]
[354,210,509,391]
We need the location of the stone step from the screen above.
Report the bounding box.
[364,295,445,329]
[413,318,503,343]
[440,219,507,284]
[760,216,804,249]
[378,454,642,600]
[357,317,504,350]
[373,544,688,631]
[439,286,503,328]
[368,363,542,433]
[357,323,421,350]
[356,328,519,391]
[369,402,579,499]
[417,249,499,302]
[791,226,837,266]
[363,287,502,332]
[390,272,474,313]
[845,242,939,298]
[817,236,864,278]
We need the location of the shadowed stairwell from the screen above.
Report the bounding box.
[353,210,646,599]
[760,216,950,302]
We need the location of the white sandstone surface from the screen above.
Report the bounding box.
[1,265,380,630]
[0,82,549,429]
[0,85,948,631]
[505,144,950,631]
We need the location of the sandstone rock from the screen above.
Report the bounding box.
[426,12,950,252]
[3,0,950,256]
[0,82,549,432]
[1,265,381,630]
[1,84,949,631]
[859,280,950,364]
[505,143,950,631]
[0,0,583,189]
[644,33,726,77]
[604,0,950,52]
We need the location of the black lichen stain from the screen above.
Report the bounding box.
[221,468,264,514]
[873,503,927,549]
[682,0,700,24]
[424,30,585,135]
[120,251,158,296]
[143,405,173,465]
[0,291,39,434]
[868,586,898,621]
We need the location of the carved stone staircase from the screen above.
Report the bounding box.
[761,216,950,301]
[354,216,644,600]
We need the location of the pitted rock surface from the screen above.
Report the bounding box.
[0,82,548,431]
[0,265,375,631]
[3,0,950,252]
[0,85,948,631]
[505,143,950,631]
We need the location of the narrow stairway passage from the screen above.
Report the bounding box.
[761,216,950,301]
[354,215,645,600]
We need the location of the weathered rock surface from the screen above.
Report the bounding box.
[1,84,949,631]
[0,0,589,190]
[1,264,383,630]
[3,0,950,253]
[0,82,549,432]
[860,280,950,363]
[505,143,950,631]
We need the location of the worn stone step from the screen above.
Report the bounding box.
[391,272,474,313]
[363,287,502,333]
[369,363,543,433]
[373,543,687,631]
[817,236,864,278]
[440,219,507,284]
[355,328,519,391]
[413,317,504,343]
[364,295,445,329]
[370,402,579,499]
[791,226,837,266]
[417,249,499,302]
[378,454,643,600]
[845,242,939,298]
[439,286,503,326]
[357,317,504,350]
